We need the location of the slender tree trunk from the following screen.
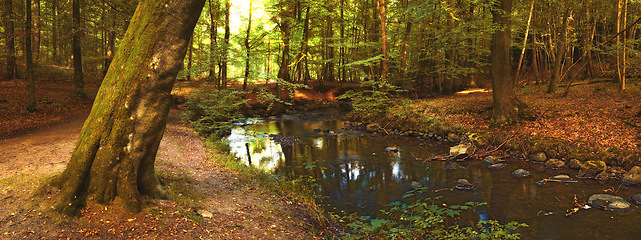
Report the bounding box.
[277,4,291,84]
[221,0,230,89]
[52,0,59,64]
[4,0,16,79]
[515,0,535,84]
[443,0,456,94]
[243,0,252,90]
[26,0,36,112]
[321,0,335,83]
[620,0,628,91]
[53,0,205,215]
[186,35,193,81]
[532,34,541,84]
[547,8,569,93]
[72,0,85,96]
[208,0,218,83]
[297,7,310,85]
[33,0,40,62]
[103,13,116,78]
[379,0,388,82]
[491,0,524,125]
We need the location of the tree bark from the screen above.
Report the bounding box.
[277,3,292,84]
[208,0,218,83]
[52,0,205,215]
[186,35,193,81]
[547,8,570,94]
[26,0,36,112]
[243,0,252,90]
[443,0,456,94]
[514,0,535,84]
[33,0,40,62]
[103,12,116,79]
[72,0,85,96]
[379,0,388,82]
[52,0,59,64]
[221,0,230,89]
[321,0,334,83]
[4,0,16,79]
[491,0,523,125]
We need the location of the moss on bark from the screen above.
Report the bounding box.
[52,0,205,215]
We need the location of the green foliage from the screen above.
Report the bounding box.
[338,81,403,121]
[338,188,527,240]
[184,88,247,140]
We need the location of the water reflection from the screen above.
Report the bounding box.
[226,112,641,239]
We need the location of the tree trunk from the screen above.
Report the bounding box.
[243,0,252,90]
[277,4,292,84]
[4,0,16,79]
[532,34,541,84]
[221,0,230,89]
[103,12,116,78]
[208,0,218,83]
[491,0,523,125]
[379,0,388,82]
[26,0,36,112]
[297,7,310,85]
[52,0,205,215]
[72,0,85,96]
[186,35,193,81]
[443,0,456,94]
[33,0,40,62]
[514,0,535,84]
[620,0,628,91]
[547,8,569,94]
[52,0,59,64]
[321,0,334,83]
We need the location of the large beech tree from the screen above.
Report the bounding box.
[53,0,205,215]
[491,0,526,125]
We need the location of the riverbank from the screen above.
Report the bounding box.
[343,81,641,182]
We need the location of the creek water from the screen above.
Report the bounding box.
[226,111,641,239]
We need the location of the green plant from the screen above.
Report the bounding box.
[184,88,247,139]
[338,81,404,121]
[338,188,527,239]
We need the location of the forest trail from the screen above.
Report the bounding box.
[0,109,318,239]
[0,114,86,177]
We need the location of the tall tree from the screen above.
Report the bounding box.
[243,0,253,90]
[208,0,218,83]
[33,0,40,61]
[26,0,36,112]
[491,0,524,125]
[52,0,205,215]
[52,0,60,64]
[379,0,388,82]
[547,7,570,94]
[72,0,85,96]
[276,2,292,83]
[221,0,230,89]
[321,0,335,83]
[4,0,17,79]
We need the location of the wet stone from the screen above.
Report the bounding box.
[366,123,380,132]
[513,169,531,178]
[489,163,505,169]
[455,179,474,190]
[384,147,399,153]
[622,166,641,186]
[552,175,571,180]
[568,159,582,169]
[545,159,565,169]
[579,160,607,178]
[530,152,547,162]
[483,156,498,165]
[588,194,632,211]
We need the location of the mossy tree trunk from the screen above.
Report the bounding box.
[491,0,526,125]
[53,0,205,215]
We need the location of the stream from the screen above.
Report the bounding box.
[225,111,641,239]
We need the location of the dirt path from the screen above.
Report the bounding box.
[0,110,320,239]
